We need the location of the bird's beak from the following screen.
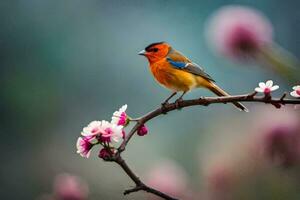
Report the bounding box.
[138,50,146,56]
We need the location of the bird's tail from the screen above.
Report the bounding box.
[208,83,249,112]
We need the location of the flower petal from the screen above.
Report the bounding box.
[255,87,264,93]
[119,104,127,112]
[76,137,83,151]
[266,80,273,87]
[291,91,300,98]
[292,85,300,90]
[259,82,266,89]
[270,85,279,91]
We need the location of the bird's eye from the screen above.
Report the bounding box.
[152,48,159,52]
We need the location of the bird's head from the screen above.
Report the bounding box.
[138,42,171,63]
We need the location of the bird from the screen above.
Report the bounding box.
[138,42,248,112]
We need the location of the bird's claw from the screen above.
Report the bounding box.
[175,98,183,110]
[161,102,169,114]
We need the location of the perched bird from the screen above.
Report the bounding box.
[138,42,248,112]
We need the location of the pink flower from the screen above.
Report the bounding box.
[98,148,112,160]
[206,5,273,60]
[206,164,234,194]
[146,161,189,199]
[111,104,128,126]
[255,80,279,94]
[290,85,300,98]
[97,120,123,143]
[81,120,123,143]
[254,107,300,167]
[137,124,148,136]
[81,121,102,137]
[53,173,89,200]
[263,124,300,167]
[76,136,97,158]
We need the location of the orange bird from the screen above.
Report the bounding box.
[138,42,248,112]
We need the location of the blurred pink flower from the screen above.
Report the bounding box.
[111,104,128,126]
[290,85,300,98]
[206,165,233,192]
[206,5,273,60]
[76,136,97,158]
[137,124,148,136]
[53,173,89,200]
[252,107,300,167]
[255,80,279,95]
[204,163,237,200]
[263,122,300,167]
[146,161,189,199]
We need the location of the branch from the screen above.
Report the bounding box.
[119,92,300,152]
[105,91,300,200]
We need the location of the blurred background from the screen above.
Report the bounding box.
[1,0,299,199]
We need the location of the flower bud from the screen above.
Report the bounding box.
[137,124,148,136]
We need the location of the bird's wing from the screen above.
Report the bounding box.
[167,50,215,82]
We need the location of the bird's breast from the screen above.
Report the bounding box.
[149,59,197,92]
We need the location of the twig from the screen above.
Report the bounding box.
[111,154,178,200]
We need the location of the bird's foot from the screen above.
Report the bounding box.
[161,101,169,114]
[175,98,183,110]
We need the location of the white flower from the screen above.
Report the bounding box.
[81,121,102,136]
[76,136,95,158]
[81,120,123,143]
[255,80,279,94]
[290,85,300,98]
[98,120,123,143]
[111,104,128,126]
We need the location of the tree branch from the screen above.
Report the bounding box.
[106,92,300,200]
[119,92,300,152]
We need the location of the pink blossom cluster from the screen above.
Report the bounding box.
[76,105,148,159]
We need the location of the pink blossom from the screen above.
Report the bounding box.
[263,124,300,167]
[81,121,102,137]
[205,164,234,196]
[146,161,189,199]
[76,136,97,158]
[206,5,273,60]
[53,173,89,200]
[255,80,279,95]
[111,104,128,126]
[81,120,123,144]
[253,107,300,167]
[137,124,148,136]
[290,85,300,98]
[97,120,123,143]
[99,127,114,143]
